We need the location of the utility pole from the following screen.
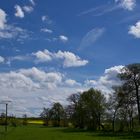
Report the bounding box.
[0,100,11,132]
[5,103,8,132]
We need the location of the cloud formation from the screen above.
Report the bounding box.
[15,5,25,18]
[80,28,105,49]
[0,9,30,41]
[29,0,35,6]
[115,0,136,11]
[85,65,124,94]
[0,67,82,117]
[78,0,135,17]
[0,56,4,63]
[0,67,64,90]
[129,20,140,38]
[41,28,53,33]
[33,50,52,63]
[59,35,68,43]
[33,49,88,68]
[42,15,52,24]
[0,9,7,29]
[23,6,34,13]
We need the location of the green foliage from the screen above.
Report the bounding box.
[117,63,140,128]
[10,117,20,127]
[40,102,65,127]
[68,88,106,130]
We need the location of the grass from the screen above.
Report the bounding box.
[0,125,140,140]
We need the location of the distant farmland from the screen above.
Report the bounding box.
[27,120,44,125]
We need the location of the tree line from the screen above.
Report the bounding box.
[40,63,140,132]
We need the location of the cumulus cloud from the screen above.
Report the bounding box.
[65,79,81,87]
[55,50,88,67]
[85,65,124,94]
[0,56,4,63]
[0,25,30,41]
[0,9,7,29]
[0,67,64,90]
[115,0,136,11]
[59,35,68,43]
[128,21,140,38]
[80,28,105,49]
[23,6,34,13]
[0,9,30,41]
[42,15,52,24]
[14,5,25,18]
[19,67,63,89]
[33,49,88,68]
[0,67,83,117]
[41,28,53,33]
[33,50,52,63]
[0,71,39,90]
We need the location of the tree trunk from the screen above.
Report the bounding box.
[112,118,115,132]
[98,113,101,130]
[112,110,117,132]
[135,84,140,124]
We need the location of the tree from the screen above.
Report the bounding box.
[80,88,106,130]
[50,102,65,126]
[108,85,136,132]
[108,86,126,131]
[67,88,106,130]
[67,93,84,128]
[40,108,51,126]
[118,63,140,124]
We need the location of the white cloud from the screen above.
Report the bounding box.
[7,55,31,66]
[80,28,105,49]
[0,56,4,63]
[33,49,88,68]
[0,9,7,29]
[14,5,25,18]
[42,15,52,24]
[0,67,83,117]
[0,71,39,90]
[59,35,68,43]
[0,25,30,40]
[85,65,124,94]
[0,67,64,90]
[0,9,30,41]
[23,6,34,13]
[33,50,52,63]
[29,0,35,6]
[78,3,120,17]
[128,21,140,38]
[19,67,63,89]
[41,28,53,33]
[55,50,88,67]
[115,0,136,11]
[65,79,81,87]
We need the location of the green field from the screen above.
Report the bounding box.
[0,125,140,140]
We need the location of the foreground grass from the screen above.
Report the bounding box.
[0,125,140,140]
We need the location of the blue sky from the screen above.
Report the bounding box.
[0,0,140,116]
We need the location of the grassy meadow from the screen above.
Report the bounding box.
[0,125,140,140]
